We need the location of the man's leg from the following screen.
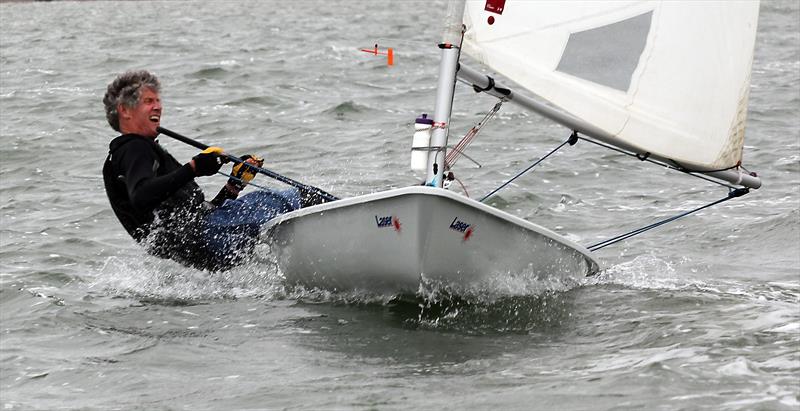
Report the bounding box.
[203,188,301,261]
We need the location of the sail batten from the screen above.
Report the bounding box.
[463,0,760,172]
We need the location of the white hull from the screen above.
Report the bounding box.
[262,187,600,296]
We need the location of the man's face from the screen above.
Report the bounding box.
[119,87,161,137]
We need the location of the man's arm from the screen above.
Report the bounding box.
[115,140,196,212]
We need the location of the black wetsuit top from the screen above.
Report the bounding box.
[103,134,214,268]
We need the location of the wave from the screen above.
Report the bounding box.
[590,253,800,305]
[320,100,371,119]
[223,95,279,107]
[90,254,286,302]
[187,67,230,79]
[89,246,595,334]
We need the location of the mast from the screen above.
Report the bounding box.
[425,0,466,187]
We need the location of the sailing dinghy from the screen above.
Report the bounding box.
[262,0,761,297]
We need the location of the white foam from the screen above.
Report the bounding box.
[89,254,286,301]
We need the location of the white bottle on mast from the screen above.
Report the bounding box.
[410,113,434,171]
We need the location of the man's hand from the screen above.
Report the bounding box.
[209,154,264,207]
[230,154,264,189]
[191,146,226,176]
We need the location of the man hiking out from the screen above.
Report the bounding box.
[102,69,326,270]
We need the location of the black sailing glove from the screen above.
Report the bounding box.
[192,147,225,177]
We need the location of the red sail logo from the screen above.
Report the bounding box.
[484,0,505,15]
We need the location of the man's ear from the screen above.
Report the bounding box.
[117,103,130,119]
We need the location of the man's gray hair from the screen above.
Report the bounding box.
[103,70,161,132]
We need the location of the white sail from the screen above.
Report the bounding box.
[462,0,760,172]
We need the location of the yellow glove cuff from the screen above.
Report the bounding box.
[201,146,225,155]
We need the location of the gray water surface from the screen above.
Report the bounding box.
[1,1,798,410]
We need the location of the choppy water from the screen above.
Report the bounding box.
[1,1,798,410]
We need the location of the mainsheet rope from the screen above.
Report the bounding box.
[471,126,751,252]
[587,187,749,251]
[216,171,273,192]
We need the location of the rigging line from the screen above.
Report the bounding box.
[453,174,470,198]
[445,172,470,198]
[575,135,740,189]
[480,132,578,203]
[446,147,482,168]
[587,187,749,252]
[215,171,274,192]
[446,100,503,168]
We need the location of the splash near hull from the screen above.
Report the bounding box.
[262,187,599,296]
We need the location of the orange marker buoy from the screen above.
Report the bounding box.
[359,44,394,66]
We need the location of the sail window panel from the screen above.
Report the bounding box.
[555,11,652,92]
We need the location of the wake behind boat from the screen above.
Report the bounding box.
[261,0,762,297]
